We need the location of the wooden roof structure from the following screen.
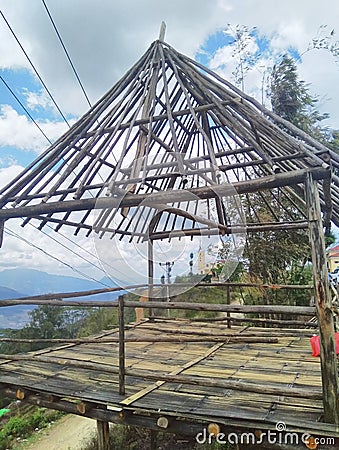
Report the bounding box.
[0,36,338,243]
[1,31,339,444]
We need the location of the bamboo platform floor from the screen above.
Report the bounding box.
[0,318,338,441]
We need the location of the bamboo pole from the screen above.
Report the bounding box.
[0,335,281,344]
[0,353,323,400]
[305,173,339,424]
[0,298,316,316]
[148,237,154,318]
[225,285,231,328]
[118,295,125,396]
[0,167,331,221]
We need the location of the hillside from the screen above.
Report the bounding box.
[0,269,120,329]
[0,286,32,329]
[0,268,117,296]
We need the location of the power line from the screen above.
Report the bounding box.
[30,224,108,281]
[43,223,128,278]
[0,74,52,145]
[41,0,92,109]
[0,12,119,281]
[0,10,70,127]
[5,226,111,287]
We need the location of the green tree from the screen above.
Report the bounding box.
[269,54,329,136]
[0,305,93,353]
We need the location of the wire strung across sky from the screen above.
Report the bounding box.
[0,9,122,283]
[0,10,71,127]
[0,75,53,145]
[41,0,92,109]
[4,226,111,286]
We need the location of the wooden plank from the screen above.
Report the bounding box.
[120,340,228,406]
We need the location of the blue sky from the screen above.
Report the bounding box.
[0,0,338,279]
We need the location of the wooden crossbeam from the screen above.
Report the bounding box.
[0,167,330,222]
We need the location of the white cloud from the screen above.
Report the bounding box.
[0,105,72,153]
[0,164,25,189]
[23,88,53,111]
[0,0,338,124]
[1,216,105,280]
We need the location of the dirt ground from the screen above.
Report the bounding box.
[22,414,97,450]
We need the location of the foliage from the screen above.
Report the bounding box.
[225,24,259,90]
[0,306,94,353]
[0,408,63,450]
[304,24,339,65]
[325,231,336,248]
[269,54,329,137]
[77,304,135,337]
[0,301,136,354]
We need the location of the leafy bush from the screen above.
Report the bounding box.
[0,407,63,450]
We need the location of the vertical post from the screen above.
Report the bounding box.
[118,295,125,396]
[148,238,154,319]
[158,21,166,41]
[305,173,339,424]
[226,285,231,328]
[97,420,110,450]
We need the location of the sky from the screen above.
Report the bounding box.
[0,0,338,285]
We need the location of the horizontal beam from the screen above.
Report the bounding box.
[85,99,241,137]
[3,387,339,439]
[0,281,313,305]
[0,167,330,221]
[0,297,316,315]
[149,220,309,239]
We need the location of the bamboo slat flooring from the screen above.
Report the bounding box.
[0,317,337,437]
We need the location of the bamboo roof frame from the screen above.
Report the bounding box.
[0,38,337,244]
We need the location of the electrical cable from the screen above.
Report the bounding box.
[0,74,52,145]
[41,0,92,108]
[43,223,128,278]
[5,226,111,287]
[0,10,70,127]
[0,12,127,284]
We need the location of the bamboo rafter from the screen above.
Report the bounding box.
[0,39,336,245]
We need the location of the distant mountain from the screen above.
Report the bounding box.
[0,286,25,299]
[0,268,118,297]
[0,285,33,329]
[0,269,121,329]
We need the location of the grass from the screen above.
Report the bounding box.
[0,407,64,450]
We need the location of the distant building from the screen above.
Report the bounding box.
[197,250,224,279]
[327,244,339,273]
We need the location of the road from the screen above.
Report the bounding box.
[22,414,97,450]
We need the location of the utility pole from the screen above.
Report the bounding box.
[159,261,174,284]
[189,252,194,276]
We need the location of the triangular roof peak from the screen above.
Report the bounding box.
[0,39,337,243]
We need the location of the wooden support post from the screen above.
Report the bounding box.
[148,238,154,319]
[118,295,125,396]
[305,173,339,424]
[150,428,157,450]
[0,221,4,248]
[226,285,231,328]
[97,420,110,450]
